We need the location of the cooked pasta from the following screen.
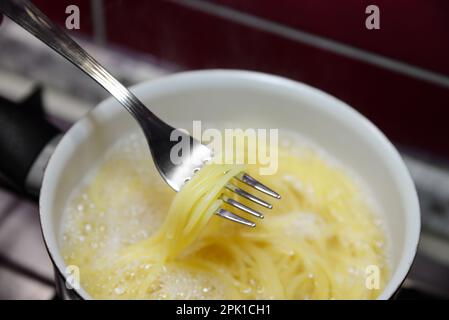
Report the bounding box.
[61,132,388,299]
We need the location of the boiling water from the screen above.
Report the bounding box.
[60,131,389,299]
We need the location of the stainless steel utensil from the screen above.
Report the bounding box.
[0,0,280,227]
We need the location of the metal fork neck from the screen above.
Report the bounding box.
[0,0,167,134]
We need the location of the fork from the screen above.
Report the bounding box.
[0,0,280,227]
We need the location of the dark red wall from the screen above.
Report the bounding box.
[32,0,449,159]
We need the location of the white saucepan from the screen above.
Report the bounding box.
[30,70,419,299]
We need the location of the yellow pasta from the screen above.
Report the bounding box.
[61,133,388,299]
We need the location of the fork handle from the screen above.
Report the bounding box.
[0,0,169,133]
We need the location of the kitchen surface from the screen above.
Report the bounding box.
[1,1,449,299]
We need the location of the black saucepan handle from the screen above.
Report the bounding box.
[0,88,60,195]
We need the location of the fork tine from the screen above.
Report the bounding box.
[237,173,281,199]
[216,208,256,227]
[226,183,273,209]
[221,195,264,219]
